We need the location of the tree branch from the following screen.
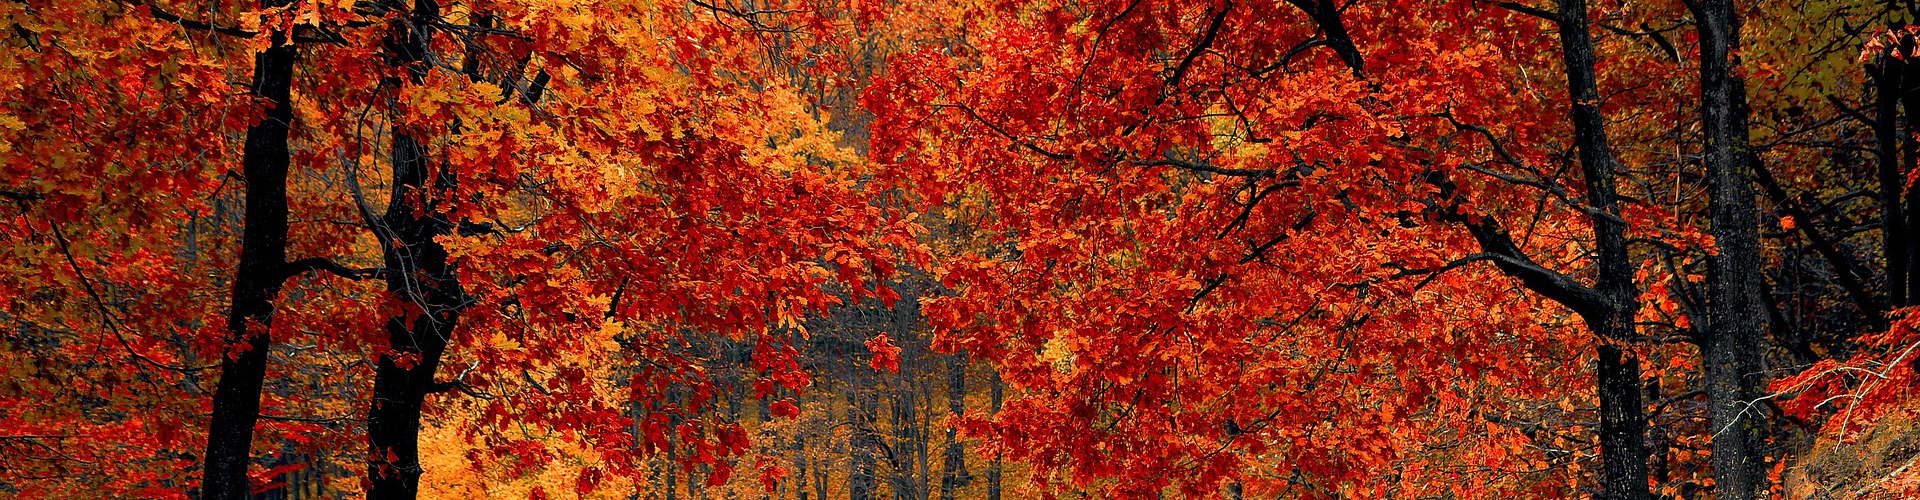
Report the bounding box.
[936,103,1072,160]
[1134,159,1276,178]
[1825,94,1876,128]
[1395,253,1497,291]
[0,189,43,202]
[280,257,385,282]
[47,220,215,373]
[425,360,491,398]
[117,0,258,38]
[1453,215,1612,319]
[1491,0,1562,22]
[1162,1,1233,99]
[1751,156,1885,328]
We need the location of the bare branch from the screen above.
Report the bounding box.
[116,0,258,38]
[1,189,43,202]
[935,103,1072,160]
[1491,0,1562,22]
[1135,159,1276,178]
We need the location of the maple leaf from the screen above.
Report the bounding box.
[771,398,800,418]
[865,333,903,373]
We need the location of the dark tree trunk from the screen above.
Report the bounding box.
[759,384,774,422]
[986,370,1003,500]
[1452,2,1650,498]
[667,399,679,500]
[364,114,462,500]
[916,384,932,500]
[1872,33,1911,307]
[1903,54,1920,306]
[1280,0,1363,76]
[1647,378,1670,489]
[726,349,744,421]
[1280,8,1651,499]
[850,391,879,500]
[687,464,702,498]
[890,387,923,500]
[812,399,830,500]
[630,369,647,500]
[1594,343,1649,500]
[938,354,968,500]
[1695,1,1769,498]
[1553,0,1650,497]
[792,432,808,500]
[365,2,464,500]
[202,9,298,500]
[812,438,829,500]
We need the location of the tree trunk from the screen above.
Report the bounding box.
[1554,0,1650,496]
[890,388,922,500]
[1696,1,1770,498]
[1902,45,1920,305]
[986,370,1003,500]
[631,370,647,500]
[365,2,464,500]
[813,397,831,500]
[813,436,829,500]
[938,354,968,500]
[1594,343,1649,500]
[687,464,702,498]
[201,10,298,500]
[850,391,878,500]
[1278,9,1652,498]
[793,433,808,500]
[667,399,679,500]
[363,115,462,500]
[1873,33,1910,307]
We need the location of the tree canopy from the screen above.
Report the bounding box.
[2,0,1917,499]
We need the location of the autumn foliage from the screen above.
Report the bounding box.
[3,0,1920,500]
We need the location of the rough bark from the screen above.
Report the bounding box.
[1553,1,1650,497]
[1871,35,1910,307]
[363,114,462,500]
[201,10,298,500]
[1593,343,1649,500]
[1440,2,1650,498]
[1695,0,1770,497]
[365,2,465,500]
[1443,1,1651,497]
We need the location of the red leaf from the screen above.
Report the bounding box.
[865,333,902,372]
[771,398,800,419]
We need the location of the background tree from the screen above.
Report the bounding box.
[9,0,1920,499]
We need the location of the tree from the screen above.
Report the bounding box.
[1444,1,1654,497]
[300,2,919,499]
[1692,0,1770,497]
[0,2,353,499]
[863,0,1725,498]
[9,0,1917,499]
[201,2,366,499]
[7,0,915,498]
[869,0,1609,497]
